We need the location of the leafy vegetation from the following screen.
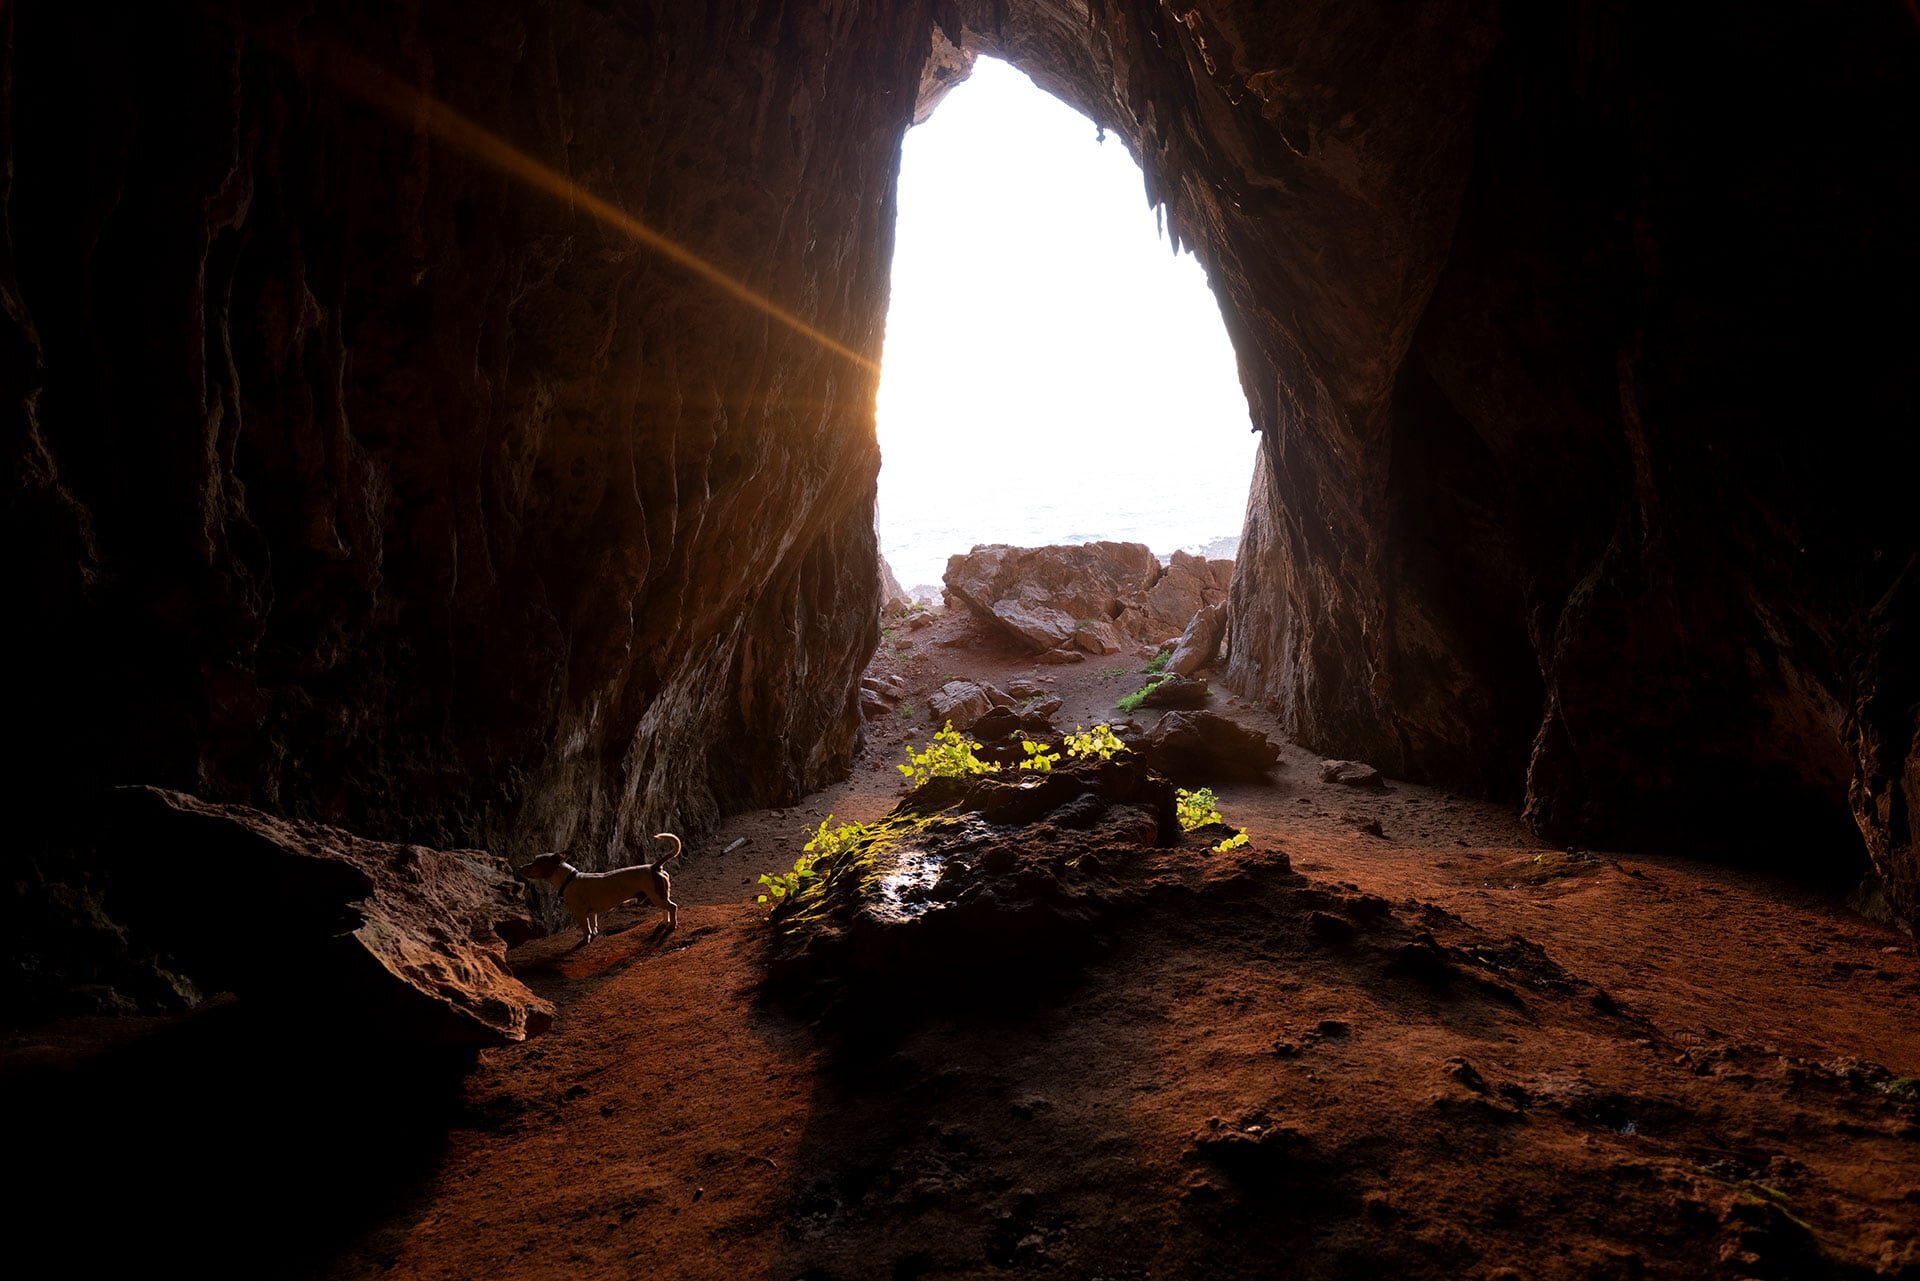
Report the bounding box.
[1116,676,1171,712]
[1063,723,1128,760]
[1017,739,1062,771]
[1143,649,1171,674]
[757,816,877,907]
[898,721,1001,787]
[1176,786,1251,854]
[1175,787,1226,830]
[1098,666,1130,680]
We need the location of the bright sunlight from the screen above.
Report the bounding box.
[876,58,1259,592]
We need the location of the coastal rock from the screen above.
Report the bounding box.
[1072,619,1127,655]
[1144,552,1235,635]
[1169,602,1229,677]
[943,543,1233,655]
[880,556,912,616]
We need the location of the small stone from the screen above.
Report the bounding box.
[1320,759,1384,787]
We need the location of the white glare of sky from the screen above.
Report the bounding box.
[874,57,1259,588]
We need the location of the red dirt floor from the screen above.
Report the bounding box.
[13,607,1915,1280]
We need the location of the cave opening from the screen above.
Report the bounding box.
[874,57,1259,595]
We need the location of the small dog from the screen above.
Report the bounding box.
[521,833,683,947]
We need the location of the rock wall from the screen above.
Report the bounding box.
[1,0,924,883]
[3,0,1915,949]
[930,1,1918,913]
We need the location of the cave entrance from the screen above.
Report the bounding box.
[875,57,1258,599]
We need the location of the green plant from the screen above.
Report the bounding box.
[1889,1076,1920,1102]
[1176,787,1226,830]
[1143,650,1171,674]
[1017,739,1062,771]
[1176,786,1249,852]
[880,626,896,644]
[1116,676,1171,712]
[1098,666,1129,680]
[895,702,916,719]
[1063,723,1128,760]
[898,721,1002,787]
[757,816,880,907]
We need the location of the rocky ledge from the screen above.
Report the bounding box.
[98,788,553,1045]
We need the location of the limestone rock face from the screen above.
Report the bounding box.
[102,787,552,1045]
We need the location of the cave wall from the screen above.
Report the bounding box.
[4,0,1915,959]
[1,0,927,876]
[930,0,1917,918]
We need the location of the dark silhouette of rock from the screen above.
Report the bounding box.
[1139,676,1211,709]
[1139,711,1282,784]
[100,787,552,1045]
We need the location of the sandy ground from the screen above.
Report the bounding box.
[10,606,1917,1279]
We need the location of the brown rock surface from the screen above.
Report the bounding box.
[1169,600,1229,677]
[944,542,1235,656]
[102,787,551,1045]
[928,680,995,731]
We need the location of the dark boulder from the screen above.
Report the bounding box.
[99,787,553,1045]
[1139,676,1212,709]
[1138,712,1283,785]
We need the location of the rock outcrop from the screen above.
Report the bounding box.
[944,543,1233,654]
[101,787,552,1045]
[928,680,997,731]
[1168,601,1229,677]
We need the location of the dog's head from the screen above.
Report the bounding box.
[519,852,566,882]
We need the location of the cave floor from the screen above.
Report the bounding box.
[346,609,1917,1278]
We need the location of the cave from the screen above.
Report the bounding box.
[3,2,1916,1278]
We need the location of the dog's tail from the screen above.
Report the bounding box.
[651,832,684,869]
